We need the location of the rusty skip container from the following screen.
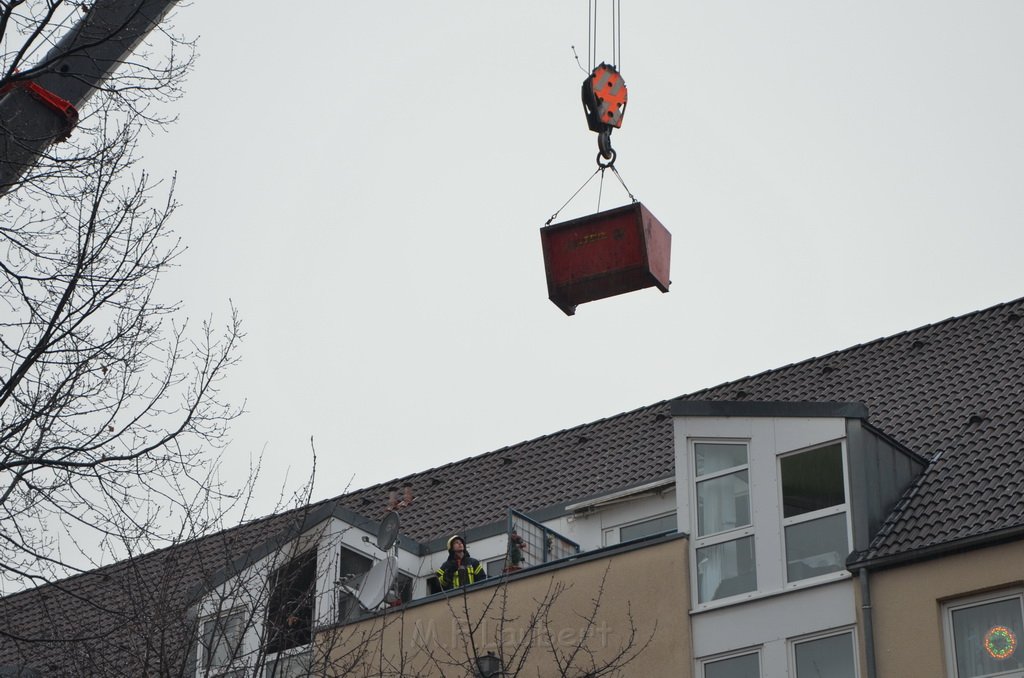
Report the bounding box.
[540,202,671,316]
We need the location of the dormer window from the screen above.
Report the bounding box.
[779,442,850,583]
[692,441,756,603]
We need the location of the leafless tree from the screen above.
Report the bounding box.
[0,0,241,591]
[1,451,655,678]
[0,450,323,677]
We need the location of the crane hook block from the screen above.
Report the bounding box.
[582,63,627,133]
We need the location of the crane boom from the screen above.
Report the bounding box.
[0,0,178,196]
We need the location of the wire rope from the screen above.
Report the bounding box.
[587,0,593,72]
[610,0,618,70]
[610,164,638,204]
[545,167,603,226]
[611,0,617,68]
[591,0,597,72]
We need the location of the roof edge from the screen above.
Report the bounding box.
[670,400,869,419]
[848,524,1024,572]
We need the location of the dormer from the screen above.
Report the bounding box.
[671,401,926,610]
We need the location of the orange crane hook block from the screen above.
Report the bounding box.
[539,202,671,316]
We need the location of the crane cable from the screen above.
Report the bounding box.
[545,0,634,225]
[544,162,637,227]
[588,0,622,72]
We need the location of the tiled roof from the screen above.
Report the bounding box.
[331,403,675,546]
[3,294,1023,672]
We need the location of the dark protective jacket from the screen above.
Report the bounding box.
[436,550,486,591]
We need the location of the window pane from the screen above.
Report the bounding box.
[705,652,760,678]
[785,513,848,582]
[620,513,677,542]
[695,443,748,477]
[202,611,245,668]
[781,443,845,518]
[952,597,1024,677]
[697,471,750,536]
[697,536,756,603]
[795,633,856,678]
[265,649,312,678]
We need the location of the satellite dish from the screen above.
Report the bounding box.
[356,555,398,610]
[377,511,400,551]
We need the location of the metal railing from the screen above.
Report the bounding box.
[502,509,580,573]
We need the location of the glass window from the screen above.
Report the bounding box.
[948,594,1024,677]
[705,651,760,678]
[693,442,755,604]
[695,443,750,539]
[696,535,756,603]
[697,470,750,536]
[781,443,844,518]
[619,513,677,542]
[200,609,245,671]
[265,649,312,678]
[696,442,748,476]
[785,513,849,581]
[794,631,856,678]
[780,443,849,584]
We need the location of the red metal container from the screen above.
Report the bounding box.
[540,202,671,315]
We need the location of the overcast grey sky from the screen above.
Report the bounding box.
[141,2,1024,518]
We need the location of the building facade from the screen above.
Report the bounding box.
[2,296,1024,678]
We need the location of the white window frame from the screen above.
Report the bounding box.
[602,511,678,546]
[485,556,507,577]
[263,644,313,678]
[788,627,859,678]
[690,439,757,607]
[778,439,853,589]
[699,646,763,678]
[619,511,677,542]
[943,588,1024,678]
[197,607,248,677]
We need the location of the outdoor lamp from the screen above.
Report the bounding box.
[475,651,503,677]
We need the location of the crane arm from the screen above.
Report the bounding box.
[0,0,179,196]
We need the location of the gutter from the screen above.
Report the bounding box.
[848,523,1024,573]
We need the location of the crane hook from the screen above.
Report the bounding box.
[582,63,627,165]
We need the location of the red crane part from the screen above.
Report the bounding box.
[0,78,79,141]
[582,63,627,131]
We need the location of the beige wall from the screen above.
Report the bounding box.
[858,540,1024,678]
[316,536,691,677]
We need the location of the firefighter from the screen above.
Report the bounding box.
[436,535,486,591]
